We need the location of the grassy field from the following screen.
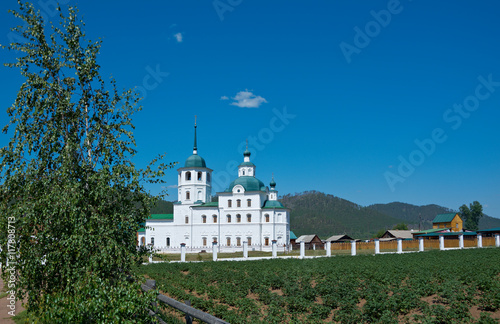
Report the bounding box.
[137,248,500,323]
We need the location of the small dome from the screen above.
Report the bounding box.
[270,178,276,187]
[243,149,251,157]
[226,176,266,192]
[184,154,206,168]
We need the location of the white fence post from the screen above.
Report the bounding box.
[419,237,424,252]
[300,241,305,259]
[459,234,464,249]
[439,235,444,250]
[212,241,218,261]
[495,234,500,247]
[326,241,331,257]
[477,233,482,248]
[180,243,186,262]
[272,240,277,258]
[351,240,356,256]
[397,238,403,254]
[374,239,380,254]
[243,241,248,259]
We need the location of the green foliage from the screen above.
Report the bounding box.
[374,228,386,238]
[0,1,174,321]
[392,222,408,230]
[460,201,484,231]
[137,248,500,323]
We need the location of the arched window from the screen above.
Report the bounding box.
[237,199,241,207]
[264,237,270,246]
[151,237,155,245]
[202,237,207,246]
[247,237,252,245]
[166,237,170,247]
[247,214,252,223]
[213,215,217,223]
[226,237,231,246]
[247,199,251,207]
[141,237,145,246]
[228,200,232,208]
[185,216,189,224]
[186,191,190,200]
[242,170,245,175]
[212,237,217,243]
[236,237,241,246]
[227,214,231,223]
[265,214,270,223]
[236,214,241,223]
[185,171,191,181]
[198,172,202,181]
[202,215,207,223]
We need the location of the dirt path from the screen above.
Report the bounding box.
[0,275,25,324]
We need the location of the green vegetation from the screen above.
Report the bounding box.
[460,201,484,231]
[392,222,409,230]
[138,248,500,323]
[0,1,173,322]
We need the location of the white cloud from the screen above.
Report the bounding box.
[174,32,183,43]
[229,90,267,108]
[220,95,229,100]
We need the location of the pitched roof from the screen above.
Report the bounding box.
[289,231,297,240]
[385,230,414,239]
[417,232,476,237]
[148,214,174,220]
[432,213,459,223]
[192,202,219,208]
[296,235,320,243]
[326,234,353,242]
[411,228,449,235]
[477,227,500,233]
[262,200,285,209]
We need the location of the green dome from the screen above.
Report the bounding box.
[184,154,206,168]
[226,176,266,192]
[270,178,276,187]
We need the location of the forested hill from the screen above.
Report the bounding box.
[368,202,500,230]
[280,191,402,239]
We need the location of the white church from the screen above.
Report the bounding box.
[138,123,290,252]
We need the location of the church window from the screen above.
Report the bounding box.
[212,237,217,243]
[264,237,270,246]
[237,199,241,207]
[247,237,252,245]
[226,237,231,246]
[198,172,202,181]
[185,216,189,224]
[185,172,191,181]
[186,191,190,200]
[247,199,251,207]
[140,237,145,246]
[151,237,155,246]
[236,237,241,246]
[247,214,252,222]
[265,214,270,223]
[202,237,207,246]
[213,215,217,223]
[236,214,241,223]
[228,200,232,208]
[227,214,231,223]
[242,170,245,175]
[166,237,170,247]
[202,215,207,223]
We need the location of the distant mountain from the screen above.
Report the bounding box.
[280,191,402,239]
[368,202,500,230]
[150,200,173,214]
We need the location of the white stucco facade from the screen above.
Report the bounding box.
[139,124,290,252]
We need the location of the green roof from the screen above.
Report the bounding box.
[225,176,266,192]
[262,200,285,209]
[138,228,145,232]
[239,162,255,167]
[184,154,206,168]
[477,227,500,233]
[148,214,174,220]
[193,202,219,208]
[432,213,458,223]
[417,232,476,237]
[290,231,297,240]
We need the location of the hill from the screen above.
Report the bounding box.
[280,191,402,239]
[368,202,500,230]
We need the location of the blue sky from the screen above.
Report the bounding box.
[1,0,500,219]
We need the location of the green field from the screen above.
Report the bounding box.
[137,248,500,323]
